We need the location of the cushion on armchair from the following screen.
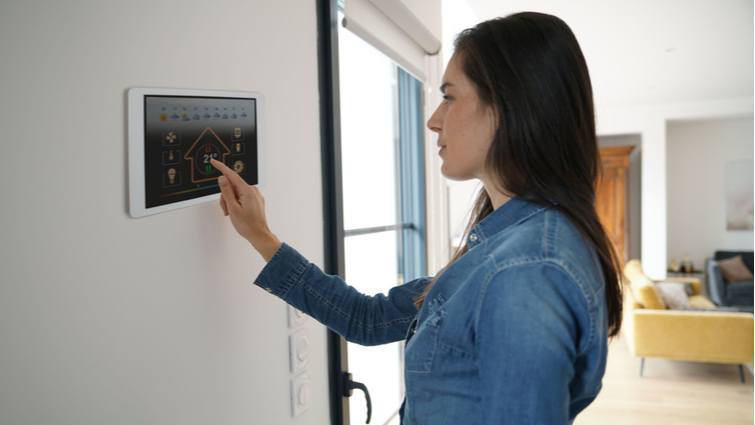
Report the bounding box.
[714,251,754,273]
[655,282,689,309]
[655,282,720,310]
[707,251,754,308]
[718,255,754,283]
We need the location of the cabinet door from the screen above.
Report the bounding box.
[596,146,633,265]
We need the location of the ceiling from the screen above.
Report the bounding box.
[464,0,753,110]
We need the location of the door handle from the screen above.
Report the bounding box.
[342,372,372,424]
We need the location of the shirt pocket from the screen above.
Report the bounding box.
[404,295,446,373]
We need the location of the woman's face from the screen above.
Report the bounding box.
[427,53,497,181]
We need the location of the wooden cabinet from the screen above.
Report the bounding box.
[595,146,634,266]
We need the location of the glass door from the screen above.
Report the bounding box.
[337,8,427,425]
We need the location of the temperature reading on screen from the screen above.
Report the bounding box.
[203,153,219,163]
[196,144,222,176]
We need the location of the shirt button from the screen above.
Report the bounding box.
[469,233,478,242]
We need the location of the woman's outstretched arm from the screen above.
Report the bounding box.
[209,158,426,346]
[255,242,428,346]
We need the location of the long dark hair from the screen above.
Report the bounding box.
[414,12,623,338]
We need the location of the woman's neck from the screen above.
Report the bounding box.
[481,177,512,210]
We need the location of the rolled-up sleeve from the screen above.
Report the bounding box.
[254,242,428,346]
[476,263,586,424]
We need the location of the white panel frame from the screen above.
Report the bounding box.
[127,87,264,218]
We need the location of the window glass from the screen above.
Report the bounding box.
[339,22,398,231]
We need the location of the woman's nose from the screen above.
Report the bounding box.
[427,109,442,133]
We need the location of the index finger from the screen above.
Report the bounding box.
[210,158,247,192]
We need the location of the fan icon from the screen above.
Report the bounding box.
[164,131,177,144]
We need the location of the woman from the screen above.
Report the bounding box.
[211,11,622,425]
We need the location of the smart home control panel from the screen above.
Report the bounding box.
[128,88,261,218]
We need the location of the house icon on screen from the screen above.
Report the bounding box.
[184,127,231,183]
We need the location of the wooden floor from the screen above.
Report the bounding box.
[576,334,754,424]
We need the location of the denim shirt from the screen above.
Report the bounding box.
[253,196,608,424]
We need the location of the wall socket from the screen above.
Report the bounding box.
[291,372,311,417]
[289,329,310,374]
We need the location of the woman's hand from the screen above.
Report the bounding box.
[210,158,281,261]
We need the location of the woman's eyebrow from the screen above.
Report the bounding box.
[440,82,454,93]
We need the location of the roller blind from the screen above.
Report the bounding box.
[342,0,441,80]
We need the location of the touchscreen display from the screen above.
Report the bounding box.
[144,96,257,208]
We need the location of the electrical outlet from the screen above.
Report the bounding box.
[289,329,310,374]
[290,372,311,417]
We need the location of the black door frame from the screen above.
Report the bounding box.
[316,0,348,424]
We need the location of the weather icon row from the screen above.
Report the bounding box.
[159,111,248,122]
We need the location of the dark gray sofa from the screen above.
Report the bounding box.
[705,251,754,308]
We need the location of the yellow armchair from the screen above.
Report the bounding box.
[622,259,754,382]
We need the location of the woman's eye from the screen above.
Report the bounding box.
[442,95,451,101]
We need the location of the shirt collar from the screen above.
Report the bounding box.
[467,195,550,247]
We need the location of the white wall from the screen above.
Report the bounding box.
[667,116,754,270]
[0,1,330,424]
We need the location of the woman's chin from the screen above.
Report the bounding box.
[440,167,461,181]
[440,163,451,178]
[440,165,476,182]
